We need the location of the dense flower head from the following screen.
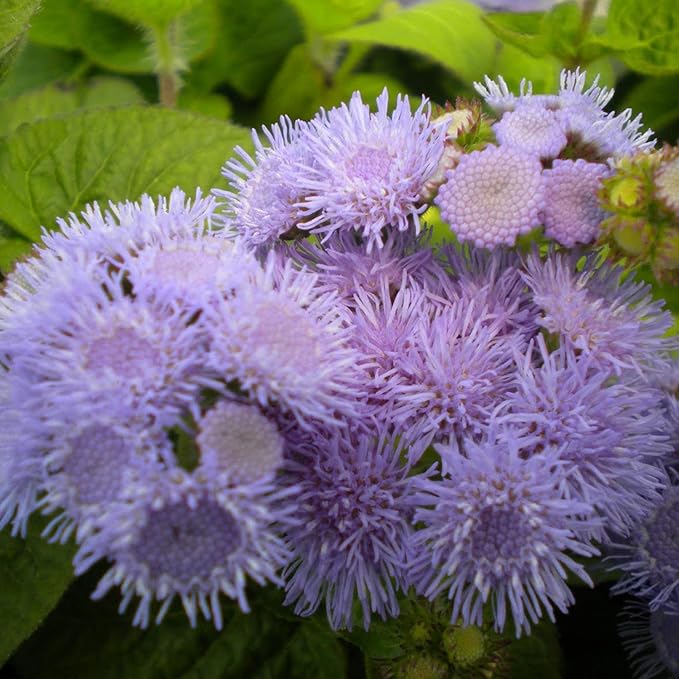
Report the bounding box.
[541,159,610,247]
[204,256,363,428]
[435,145,544,249]
[498,336,671,537]
[522,251,676,378]
[619,599,679,679]
[610,479,679,612]
[475,68,655,160]
[379,296,520,446]
[655,155,679,219]
[283,428,420,630]
[293,89,446,251]
[411,432,599,636]
[492,103,567,160]
[214,116,312,247]
[75,467,296,629]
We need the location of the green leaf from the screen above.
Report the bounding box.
[86,0,206,28]
[30,0,216,74]
[344,619,404,660]
[0,77,146,137]
[10,570,346,679]
[621,76,679,134]
[186,0,303,99]
[482,10,548,58]
[0,233,31,272]
[330,0,496,83]
[0,0,41,55]
[259,44,326,123]
[0,43,82,99]
[602,0,679,75]
[178,90,232,119]
[0,106,251,241]
[493,42,562,94]
[505,620,562,679]
[285,0,383,36]
[0,517,75,666]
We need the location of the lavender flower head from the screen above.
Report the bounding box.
[435,145,544,249]
[522,251,676,378]
[215,116,312,247]
[610,479,679,612]
[294,89,445,250]
[498,337,671,537]
[411,433,599,636]
[619,599,679,679]
[283,429,420,630]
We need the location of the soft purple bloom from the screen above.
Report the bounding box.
[204,256,363,429]
[493,103,567,159]
[475,68,655,160]
[294,89,445,251]
[610,479,679,612]
[195,399,285,483]
[522,251,676,378]
[435,145,544,249]
[541,159,609,246]
[498,336,671,537]
[75,468,296,629]
[411,433,599,636]
[0,373,43,536]
[283,429,420,630]
[380,297,520,446]
[619,599,679,679]
[215,116,312,247]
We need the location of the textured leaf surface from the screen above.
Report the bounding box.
[0,78,145,136]
[330,0,496,83]
[86,0,206,27]
[0,518,75,667]
[0,0,41,54]
[286,0,383,36]
[603,0,679,75]
[10,573,347,679]
[0,106,250,240]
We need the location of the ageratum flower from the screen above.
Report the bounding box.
[381,296,521,445]
[204,256,362,428]
[522,251,676,378]
[541,159,610,247]
[294,89,446,250]
[6,261,207,428]
[475,68,655,160]
[498,336,671,537]
[283,429,420,630]
[435,145,544,249]
[214,116,312,247]
[493,102,568,160]
[610,479,679,612]
[0,373,43,536]
[75,467,296,629]
[411,433,599,636]
[619,599,679,679]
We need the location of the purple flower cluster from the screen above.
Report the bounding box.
[0,71,676,649]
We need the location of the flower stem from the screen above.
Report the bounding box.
[152,19,182,107]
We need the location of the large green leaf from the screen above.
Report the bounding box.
[0,77,145,136]
[30,0,216,74]
[0,518,75,666]
[86,0,206,28]
[601,0,679,75]
[187,0,303,99]
[329,0,496,84]
[10,570,346,679]
[0,0,42,82]
[0,106,251,241]
[285,0,383,36]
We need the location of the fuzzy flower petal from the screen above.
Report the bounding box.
[493,103,567,159]
[411,433,599,636]
[435,145,544,249]
[294,89,445,250]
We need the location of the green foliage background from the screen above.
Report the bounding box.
[0,0,678,677]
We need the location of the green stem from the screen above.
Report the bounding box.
[152,19,181,107]
[565,0,598,68]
